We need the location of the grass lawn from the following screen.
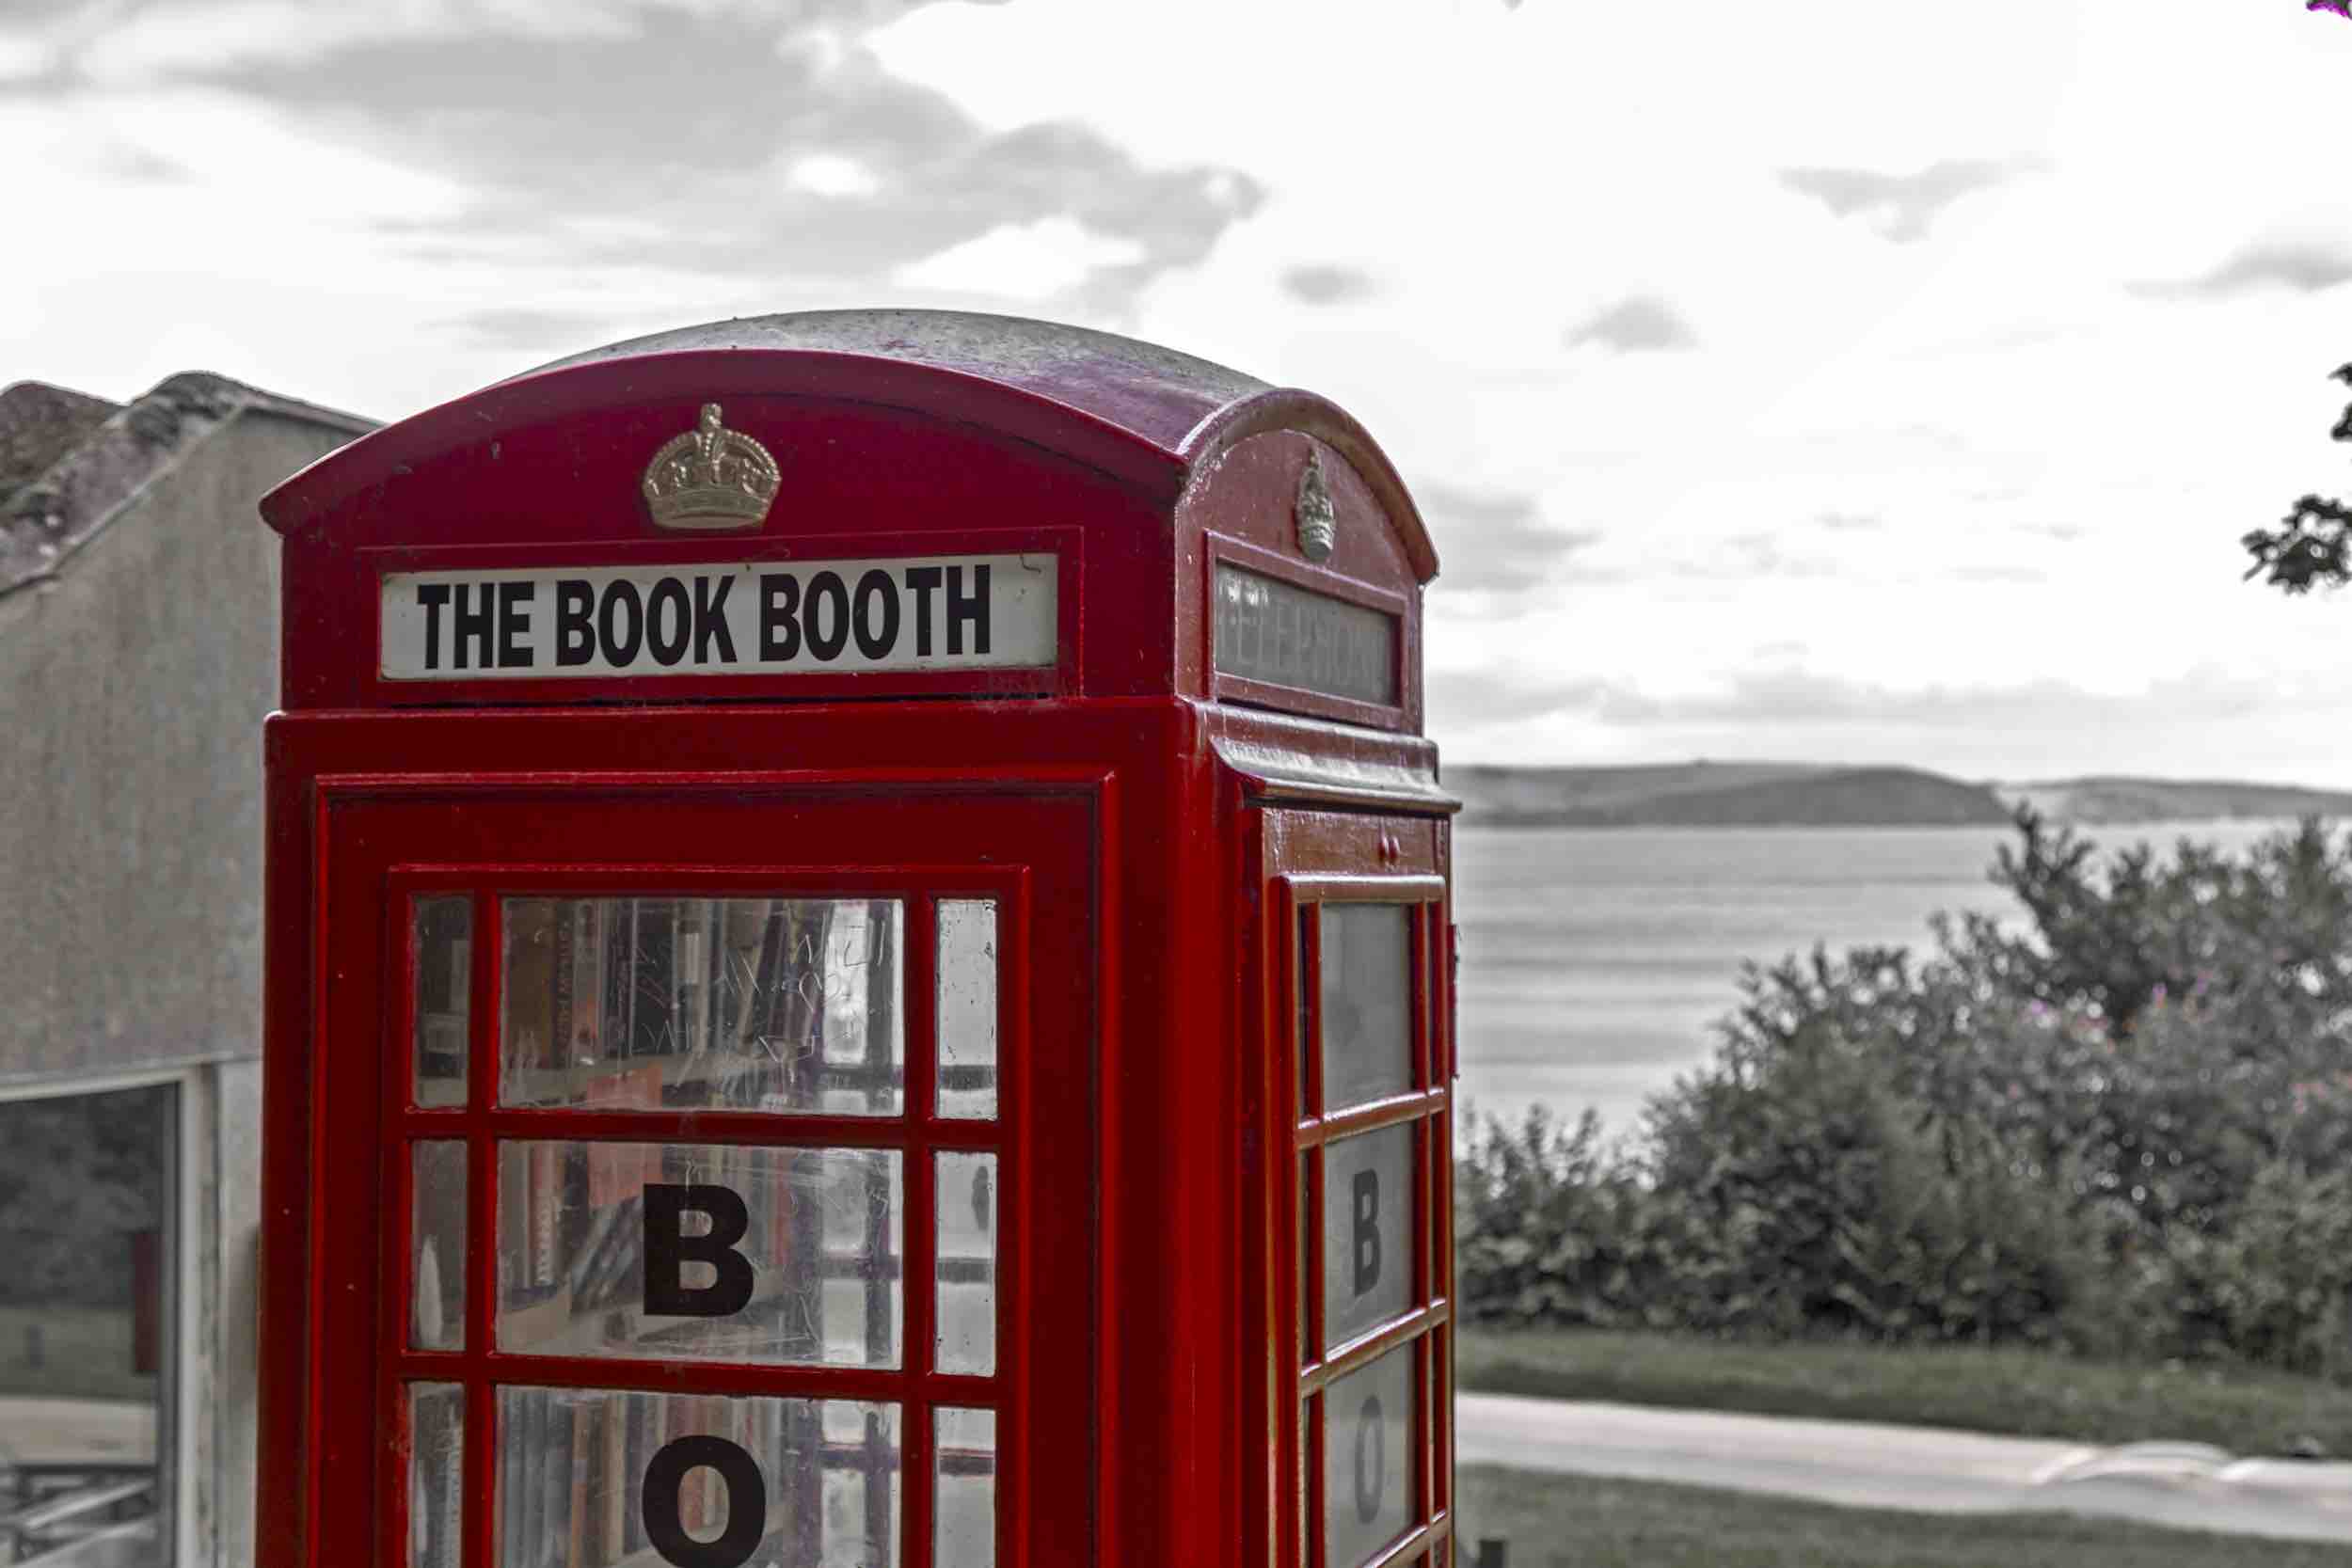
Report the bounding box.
[1457,1465,2352,1568]
[1456,1326,2352,1457]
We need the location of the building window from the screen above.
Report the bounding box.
[0,1082,177,1564]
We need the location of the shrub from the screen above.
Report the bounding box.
[1455,814,2352,1378]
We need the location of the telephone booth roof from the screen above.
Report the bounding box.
[259,309,1438,581]
[259,309,1439,724]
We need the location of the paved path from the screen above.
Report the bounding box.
[1457,1393,2352,1544]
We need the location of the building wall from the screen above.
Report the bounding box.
[0,407,351,1085]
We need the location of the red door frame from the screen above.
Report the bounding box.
[309,782,1097,1568]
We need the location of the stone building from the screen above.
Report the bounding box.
[0,374,372,1565]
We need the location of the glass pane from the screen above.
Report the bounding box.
[0,1084,173,1555]
[1323,1341,1415,1568]
[414,895,470,1108]
[500,897,903,1115]
[935,1151,997,1375]
[1297,1153,1312,1363]
[1322,1125,1413,1353]
[936,900,999,1119]
[1319,905,1412,1112]
[934,1406,996,1568]
[495,1387,898,1568]
[498,1142,902,1369]
[411,1141,466,1351]
[407,1382,464,1568]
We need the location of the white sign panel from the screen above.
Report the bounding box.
[380,552,1056,680]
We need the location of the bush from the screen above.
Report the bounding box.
[1456,814,2352,1378]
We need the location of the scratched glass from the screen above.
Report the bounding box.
[934,1406,996,1568]
[936,899,999,1119]
[496,1141,902,1369]
[497,896,903,1116]
[935,1151,998,1375]
[409,1140,466,1351]
[412,896,470,1108]
[492,1387,899,1568]
[406,1383,463,1568]
[1321,1124,1413,1353]
[1321,1341,1415,1568]
[1318,904,1413,1112]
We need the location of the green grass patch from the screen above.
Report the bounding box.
[1456,1326,2352,1457]
[1457,1465,2352,1568]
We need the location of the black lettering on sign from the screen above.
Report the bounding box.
[693,576,737,663]
[599,580,644,666]
[804,571,849,661]
[453,581,495,672]
[1351,1168,1381,1295]
[415,583,450,672]
[643,1183,754,1317]
[904,565,942,656]
[646,578,691,667]
[642,1435,765,1568]
[759,574,800,660]
[852,568,898,659]
[555,580,595,667]
[497,580,533,669]
[946,563,990,656]
[1354,1394,1385,1524]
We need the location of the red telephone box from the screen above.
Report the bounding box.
[256,310,1456,1568]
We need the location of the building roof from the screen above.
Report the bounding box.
[0,372,373,599]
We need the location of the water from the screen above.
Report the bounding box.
[1454,820,2301,1141]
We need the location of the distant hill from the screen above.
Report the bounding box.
[1449,762,2010,828]
[1992,777,2352,825]
[1449,763,2352,829]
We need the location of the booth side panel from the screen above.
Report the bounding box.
[256,724,317,1568]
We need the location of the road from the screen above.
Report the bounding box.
[1456,1393,2352,1544]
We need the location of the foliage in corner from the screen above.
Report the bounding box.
[2243,363,2352,593]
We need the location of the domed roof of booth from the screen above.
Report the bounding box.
[261,309,1437,580]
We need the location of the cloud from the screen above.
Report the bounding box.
[1564,294,1696,354]
[434,308,621,354]
[1777,158,2029,242]
[894,214,1145,299]
[81,3,1260,303]
[1815,510,1883,532]
[1416,483,1601,591]
[2133,240,2352,300]
[1279,263,1375,306]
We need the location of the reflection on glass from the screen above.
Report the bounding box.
[414,896,470,1108]
[0,1084,172,1552]
[935,1152,997,1375]
[1322,1342,1414,1568]
[407,1382,463,1568]
[497,1142,902,1369]
[1322,1125,1413,1353]
[494,1387,898,1568]
[1319,905,1412,1112]
[499,897,903,1115]
[937,900,999,1119]
[411,1141,466,1351]
[935,1406,996,1567]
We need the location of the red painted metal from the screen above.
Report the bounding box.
[257,310,1454,1568]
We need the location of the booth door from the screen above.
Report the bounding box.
[1257,809,1454,1568]
[313,789,1095,1568]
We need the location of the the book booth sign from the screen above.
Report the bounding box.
[380,553,1057,680]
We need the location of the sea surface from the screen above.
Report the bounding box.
[1453,819,2301,1141]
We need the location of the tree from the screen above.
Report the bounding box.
[2242,363,2352,593]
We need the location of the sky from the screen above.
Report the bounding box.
[4,0,2352,783]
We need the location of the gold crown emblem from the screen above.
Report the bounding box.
[641,403,780,531]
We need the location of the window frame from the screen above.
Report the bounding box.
[0,1063,208,1568]
[1273,871,1453,1568]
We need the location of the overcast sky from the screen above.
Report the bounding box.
[5,1,2351,782]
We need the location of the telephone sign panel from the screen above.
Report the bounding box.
[257,310,1454,1568]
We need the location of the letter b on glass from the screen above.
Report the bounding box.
[644,1182,755,1317]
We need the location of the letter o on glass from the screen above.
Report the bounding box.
[642,1434,766,1568]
